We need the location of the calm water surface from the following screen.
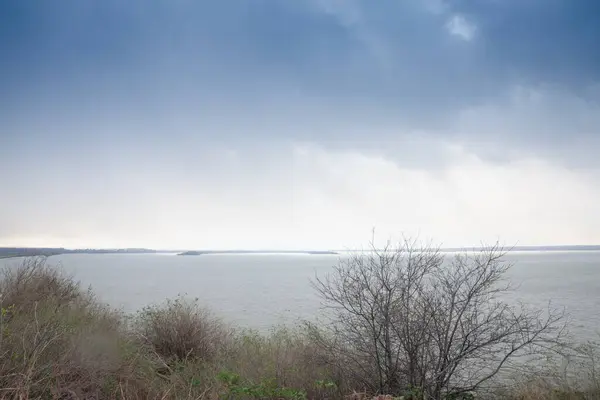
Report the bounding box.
[2,251,599,339]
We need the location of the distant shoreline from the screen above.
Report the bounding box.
[2,245,600,260]
[177,250,338,256]
[0,248,158,259]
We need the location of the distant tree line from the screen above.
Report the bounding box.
[0,247,157,259]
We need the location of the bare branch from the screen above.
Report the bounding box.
[312,237,565,399]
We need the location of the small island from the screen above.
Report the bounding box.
[177,250,338,256]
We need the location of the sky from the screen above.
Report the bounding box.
[1,0,600,250]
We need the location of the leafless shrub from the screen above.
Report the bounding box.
[311,237,566,399]
[134,296,232,363]
[0,257,92,314]
[0,258,155,399]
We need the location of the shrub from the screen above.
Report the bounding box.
[0,259,112,397]
[134,296,231,363]
[0,258,161,399]
[311,238,566,399]
[0,257,91,314]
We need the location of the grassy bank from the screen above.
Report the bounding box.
[0,258,598,399]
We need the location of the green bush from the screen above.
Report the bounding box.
[218,370,307,400]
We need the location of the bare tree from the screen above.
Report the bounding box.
[310,237,565,399]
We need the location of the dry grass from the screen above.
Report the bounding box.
[500,380,594,400]
[224,326,344,399]
[132,302,343,399]
[498,348,600,400]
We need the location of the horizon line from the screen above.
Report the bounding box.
[3,244,600,253]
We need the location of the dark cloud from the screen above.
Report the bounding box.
[447,0,600,86]
[1,0,599,165]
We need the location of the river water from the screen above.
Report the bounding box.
[2,251,599,340]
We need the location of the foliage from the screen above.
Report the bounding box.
[218,370,308,399]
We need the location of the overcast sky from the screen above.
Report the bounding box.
[1,0,600,250]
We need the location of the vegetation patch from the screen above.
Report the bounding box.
[0,247,598,399]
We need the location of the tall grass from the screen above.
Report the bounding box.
[224,326,343,399]
[498,338,600,400]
